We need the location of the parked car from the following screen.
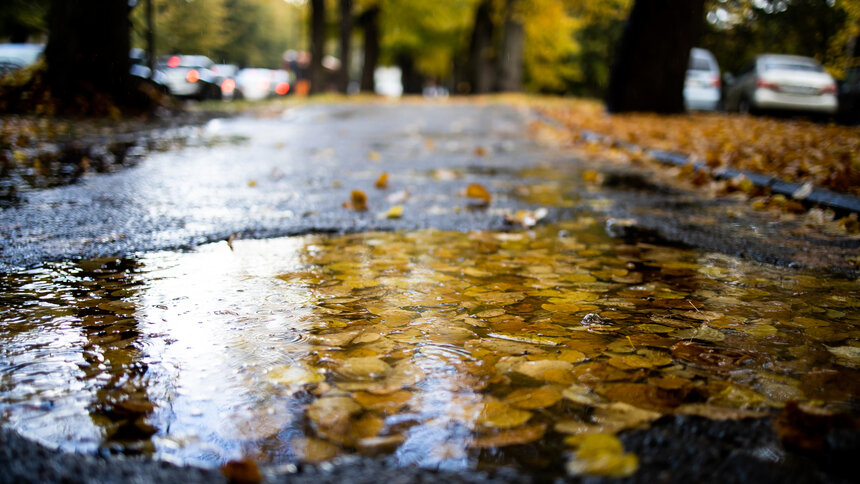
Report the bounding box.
[684,48,721,111]
[235,68,273,101]
[212,63,240,100]
[269,69,291,96]
[129,48,169,94]
[724,54,838,115]
[157,54,221,100]
[0,43,44,76]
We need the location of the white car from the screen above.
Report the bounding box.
[684,48,721,111]
[235,68,273,101]
[725,54,838,115]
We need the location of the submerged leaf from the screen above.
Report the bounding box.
[566,433,639,477]
[465,183,492,203]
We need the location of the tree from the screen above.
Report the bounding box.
[359,5,380,92]
[467,0,495,93]
[309,0,326,94]
[496,0,524,91]
[44,0,133,110]
[606,0,705,113]
[339,0,354,93]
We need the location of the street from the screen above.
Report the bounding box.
[0,101,858,483]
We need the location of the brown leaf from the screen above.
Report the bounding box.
[343,189,368,211]
[221,458,262,484]
[465,183,492,203]
[375,172,389,189]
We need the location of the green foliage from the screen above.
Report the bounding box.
[131,0,305,67]
[0,0,48,41]
[563,0,631,97]
[380,0,480,78]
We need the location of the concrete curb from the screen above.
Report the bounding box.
[578,128,860,214]
[531,108,860,214]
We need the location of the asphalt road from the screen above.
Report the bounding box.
[1,101,858,483]
[2,101,857,275]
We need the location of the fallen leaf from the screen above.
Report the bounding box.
[267,365,325,386]
[307,396,362,428]
[368,151,381,161]
[291,437,339,463]
[343,189,368,211]
[469,424,547,448]
[504,386,563,409]
[375,172,388,189]
[221,458,262,484]
[566,433,638,477]
[465,183,492,203]
[385,205,404,219]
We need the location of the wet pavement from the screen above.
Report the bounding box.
[1,101,859,483]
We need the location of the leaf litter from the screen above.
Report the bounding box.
[0,222,858,478]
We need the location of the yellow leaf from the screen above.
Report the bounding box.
[375,172,388,189]
[566,433,639,477]
[465,183,492,203]
[504,386,563,409]
[469,424,547,449]
[368,151,381,161]
[267,365,325,386]
[343,190,368,211]
[385,205,404,219]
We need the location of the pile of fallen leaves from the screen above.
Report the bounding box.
[535,99,860,197]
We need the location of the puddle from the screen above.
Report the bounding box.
[1,219,858,476]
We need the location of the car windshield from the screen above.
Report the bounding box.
[0,44,43,65]
[689,56,712,72]
[763,60,823,73]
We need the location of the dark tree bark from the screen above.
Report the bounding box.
[606,0,705,113]
[338,0,353,94]
[359,7,380,93]
[45,0,132,106]
[398,54,423,95]
[496,0,523,92]
[468,1,494,94]
[309,0,326,95]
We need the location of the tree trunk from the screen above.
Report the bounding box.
[309,0,326,95]
[398,54,423,95]
[359,7,380,93]
[496,0,523,92]
[606,0,705,113]
[468,1,494,94]
[338,0,353,94]
[45,0,131,107]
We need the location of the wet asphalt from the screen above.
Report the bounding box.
[1,101,858,483]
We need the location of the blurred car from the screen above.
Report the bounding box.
[235,68,273,101]
[724,54,838,115]
[269,69,291,96]
[157,54,221,100]
[684,48,721,111]
[0,43,44,76]
[212,63,240,100]
[129,48,169,94]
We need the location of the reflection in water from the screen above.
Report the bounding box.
[1,218,858,477]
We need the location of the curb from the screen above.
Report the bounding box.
[531,106,860,215]
[578,128,860,215]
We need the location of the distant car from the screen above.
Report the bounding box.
[0,43,44,76]
[684,48,721,111]
[724,54,838,115]
[157,54,221,100]
[235,68,273,101]
[269,69,291,96]
[129,48,169,94]
[212,63,240,100]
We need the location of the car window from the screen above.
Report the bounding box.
[689,56,712,72]
[762,61,823,73]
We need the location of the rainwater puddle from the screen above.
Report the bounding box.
[1,218,858,477]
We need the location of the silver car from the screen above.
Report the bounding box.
[684,48,721,111]
[725,54,838,115]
